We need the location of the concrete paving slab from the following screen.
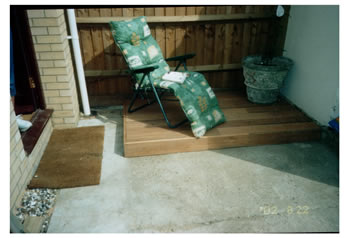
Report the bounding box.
[48,108,339,233]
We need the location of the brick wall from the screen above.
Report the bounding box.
[10,99,53,213]
[27,9,80,129]
[10,9,83,219]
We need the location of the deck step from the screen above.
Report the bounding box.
[123,92,320,157]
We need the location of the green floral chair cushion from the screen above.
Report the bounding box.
[109,16,168,87]
[110,16,226,138]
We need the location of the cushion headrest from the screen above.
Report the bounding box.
[109,16,151,45]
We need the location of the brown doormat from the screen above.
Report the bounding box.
[28,126,105,189]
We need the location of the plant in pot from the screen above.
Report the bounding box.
[242,6,293,104]
[242,55,293,104]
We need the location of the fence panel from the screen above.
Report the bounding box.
[74,6,289,106]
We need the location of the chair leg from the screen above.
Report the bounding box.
[128,72,188,128]
[128,73,158,113]
[149,78,188,129]
[128,87,167,113]
[128,90,154,113]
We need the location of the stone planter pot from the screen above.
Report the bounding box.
[242,55,293,104]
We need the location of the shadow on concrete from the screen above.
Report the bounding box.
[214,142,339,187]
[90,106,124,156]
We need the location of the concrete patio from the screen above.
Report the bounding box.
[47,106,339,233]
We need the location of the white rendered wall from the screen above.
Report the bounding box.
[281,5,339,126]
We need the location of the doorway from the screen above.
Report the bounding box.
[10,7,45,115]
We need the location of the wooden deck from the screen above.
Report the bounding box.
[123,91,321,157]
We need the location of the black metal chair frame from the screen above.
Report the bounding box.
[127,53,195,128]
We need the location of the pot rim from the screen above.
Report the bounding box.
[242,55,293,72]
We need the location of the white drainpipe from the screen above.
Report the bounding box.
[66,9,91,116]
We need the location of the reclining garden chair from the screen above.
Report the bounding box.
[109,16,225,138]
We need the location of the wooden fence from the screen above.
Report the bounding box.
[75,6,290,106]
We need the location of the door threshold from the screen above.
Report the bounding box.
[21,109,53,155]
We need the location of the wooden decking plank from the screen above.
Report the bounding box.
[125,111,310,131]
[126,112,311,133]
[125,104,305,123]
[125,101,294,115]
[124,128,320,157]
[223,109,308,121]
[125,96,295,115]
[124,93,289,112]
[214,122,320,136]
[126,121,319,143]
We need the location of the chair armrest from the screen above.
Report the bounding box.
[131,64,159,74]
[165,53,196,62]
